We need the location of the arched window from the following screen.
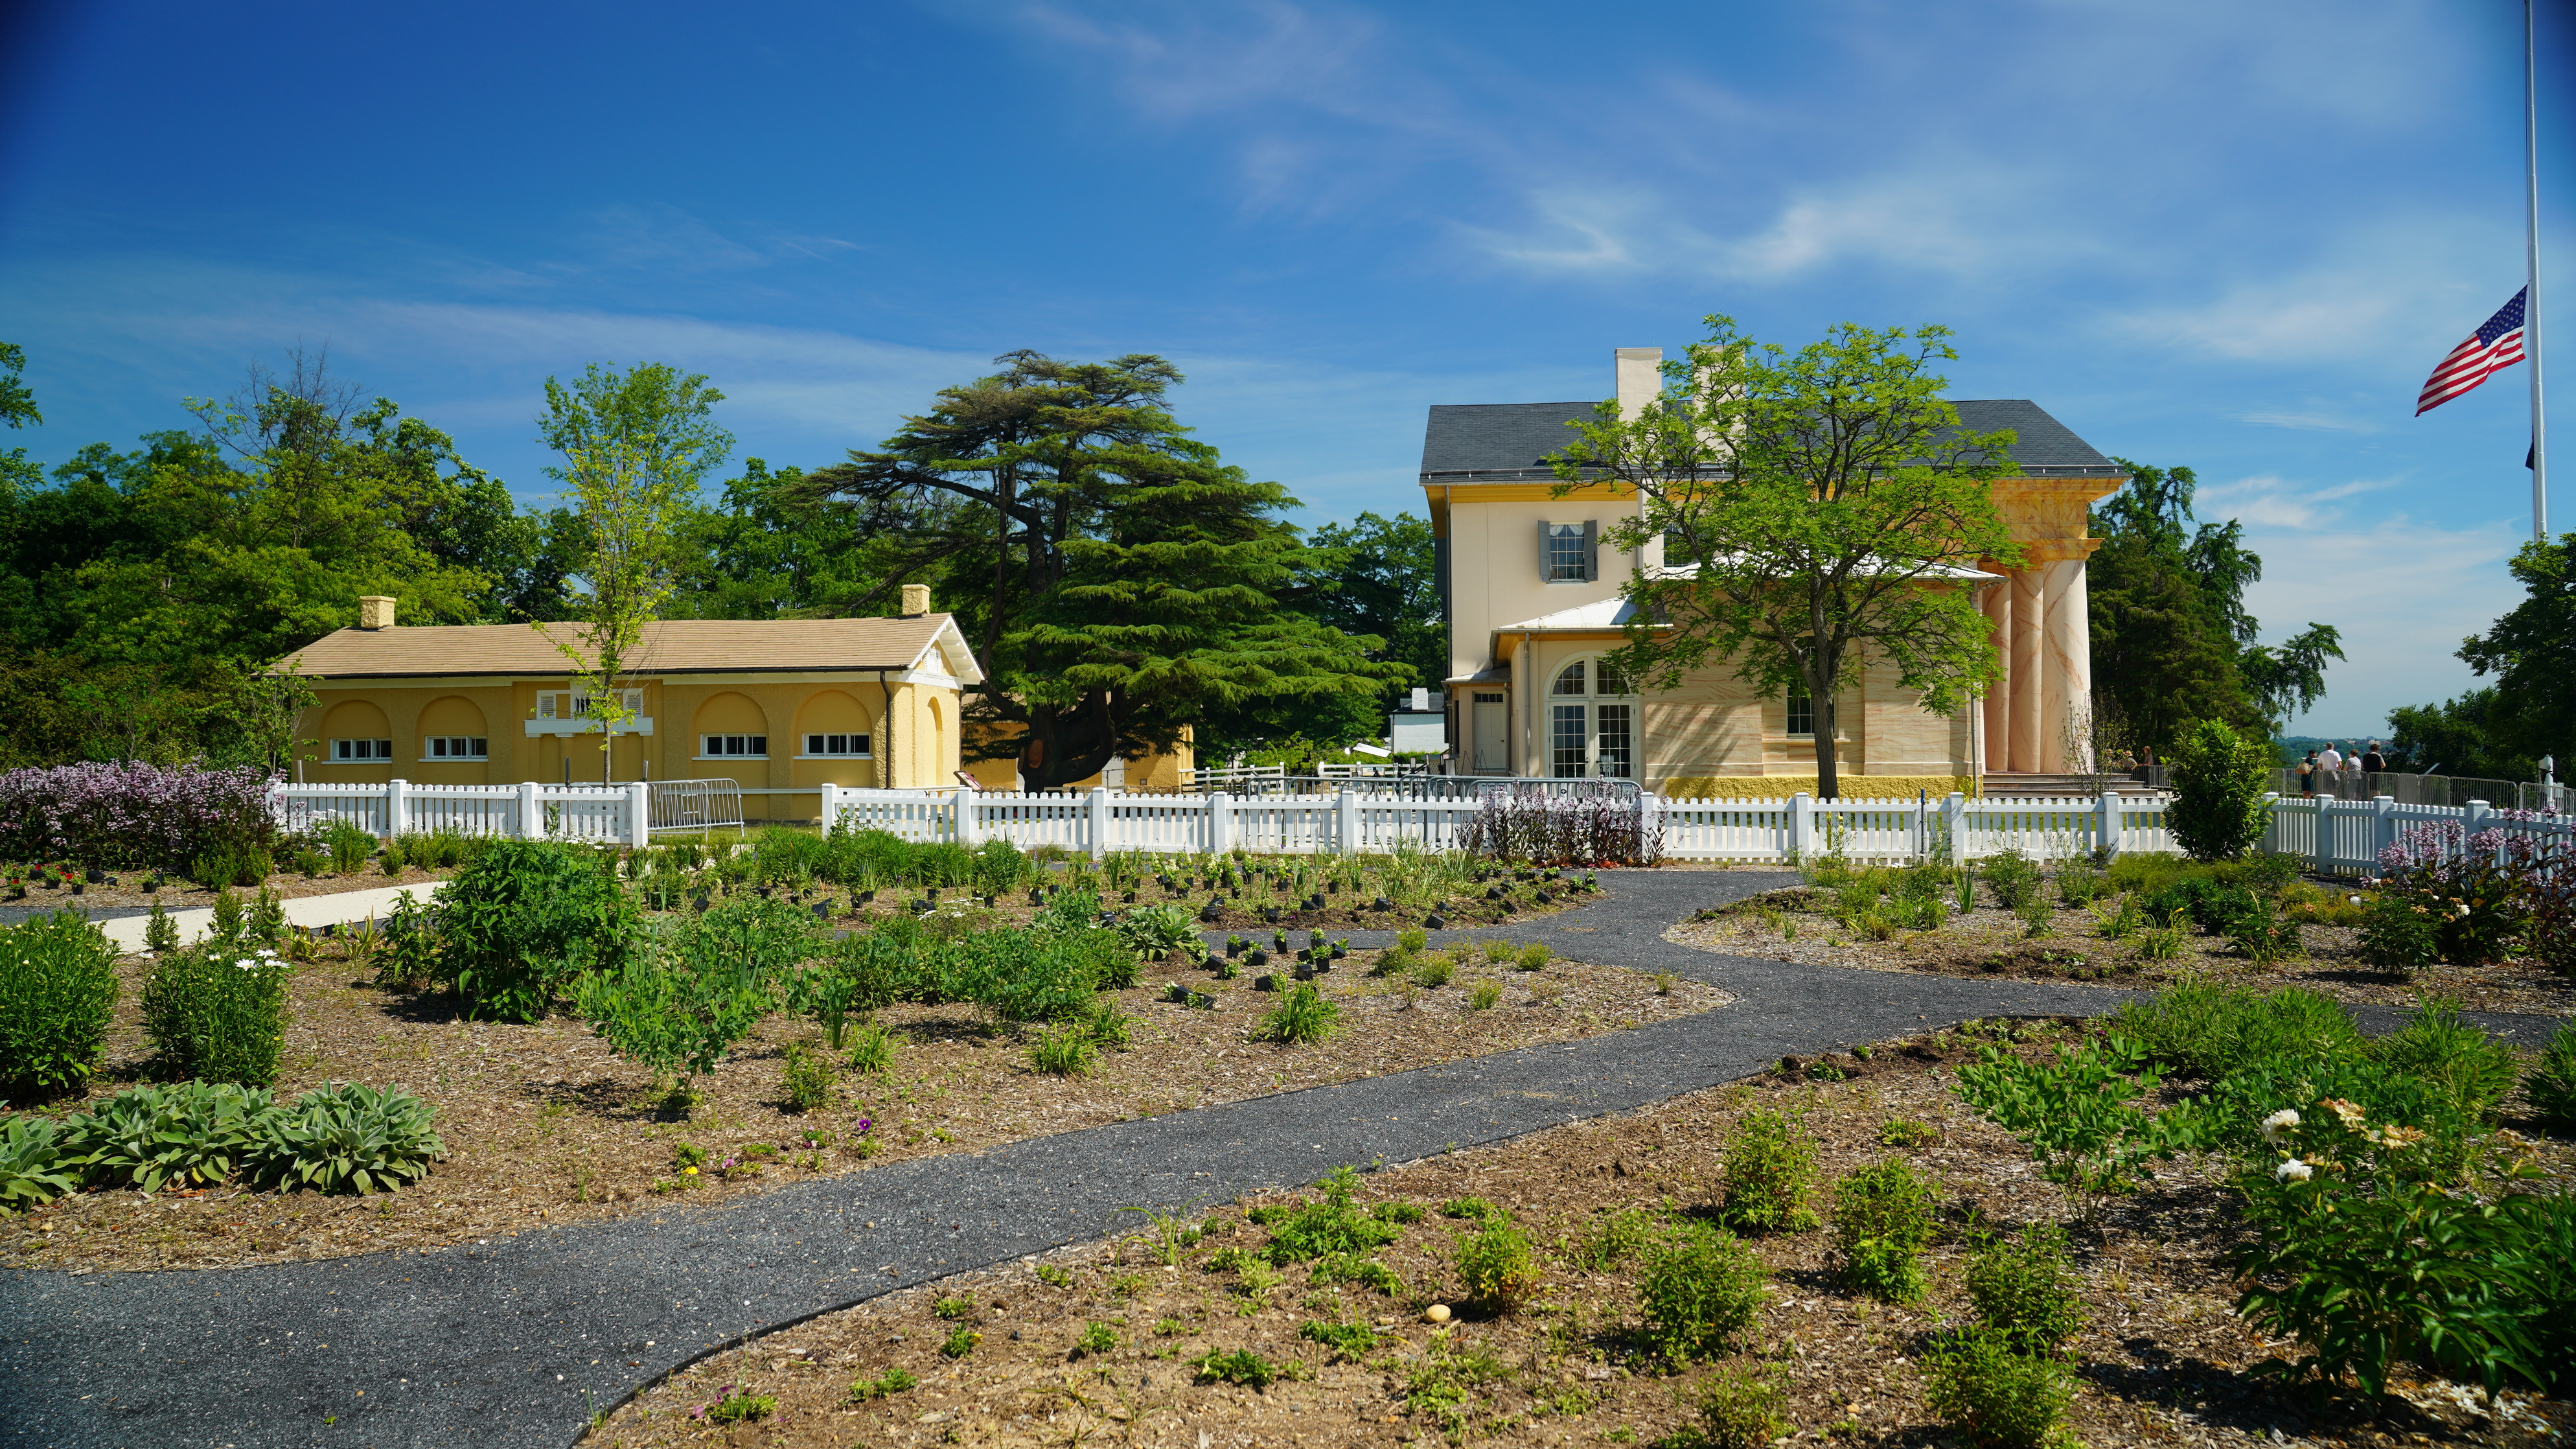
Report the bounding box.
[1545,654,1637,779]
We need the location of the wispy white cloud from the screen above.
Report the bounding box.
[2232,410,2380,434]
[2200,472,2399,529]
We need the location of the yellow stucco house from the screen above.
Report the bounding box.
[1425,348,2126,798]
[286,586,983,820]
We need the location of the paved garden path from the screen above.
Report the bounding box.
[1,868,2559,1448]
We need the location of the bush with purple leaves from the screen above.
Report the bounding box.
[0,761,277,869]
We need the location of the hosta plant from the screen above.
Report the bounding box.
[61,1081,275,1193]
[0,1115,77,1209]
[247,1082,443,1194]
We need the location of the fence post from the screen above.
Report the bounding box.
[1788,792,1813,860]
[2096,791,2121,863]
[2373,794,2396,874]
[954,787,982,848]
[2466,798,2492,846]
[517,780,542,840]
[626,780,651,849]
[1087,785,1112,861]
[2313,796,2336,875]
[820,783,840,837]
[1941,793,1967,866]
[2258,793,2281,854]
[1336,788,1360,855]
[1209,791,1234,855]
[387,778,411,839]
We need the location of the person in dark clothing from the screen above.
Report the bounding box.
[2360,742,2386,774]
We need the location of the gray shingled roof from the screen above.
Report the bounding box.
[1419,397,2117,478]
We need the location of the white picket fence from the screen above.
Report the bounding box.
[2262,793,2573,877]
[271,779,742,848]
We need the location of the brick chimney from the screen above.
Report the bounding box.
[899,584,932,617]
[358,595,397,630]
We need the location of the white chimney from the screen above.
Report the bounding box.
[1615,347,1662,421]
[358,596,396,630]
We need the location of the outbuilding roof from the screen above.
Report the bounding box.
[1419,398,2119,480]
[285,616,983,683]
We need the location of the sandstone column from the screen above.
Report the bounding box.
[2043,559,2090,772]
[2040,561,2073,772]
[2009,568,2042,772]
[1981,572,2012,772]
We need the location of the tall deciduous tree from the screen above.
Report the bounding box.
[1552,316,2021,799]
[2455,531,2573,769]
[535,363,732,778]
[811,352,1401,789]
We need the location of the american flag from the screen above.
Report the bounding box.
[2415,287,2527,414]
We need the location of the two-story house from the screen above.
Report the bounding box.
[1422,348,2127,798]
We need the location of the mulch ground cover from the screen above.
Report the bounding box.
[1673,886,2576,1017]
[2,923,1723,1275]
[582,1019,2576,1449]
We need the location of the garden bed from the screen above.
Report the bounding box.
[1,932,1724,1275]
[1675,885,2576,1016]
[0,862,459,925]
[579,1017,2575,1449]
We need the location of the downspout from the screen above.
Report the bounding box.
[877,669,897,790]
[1523,628,1535,778]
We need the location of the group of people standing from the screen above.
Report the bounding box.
[2296,741,2388,798]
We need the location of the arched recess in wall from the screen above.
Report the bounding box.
[691,693,770,763]
[321,700,393,765]
[417,695,490,763]
[792,691,874,783]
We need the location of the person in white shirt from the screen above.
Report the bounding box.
[2318,743,2343,773]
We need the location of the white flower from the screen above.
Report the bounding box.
[2261,1109,2301,1144]
[236,958,257,968]
[2275,1158,2314,1183]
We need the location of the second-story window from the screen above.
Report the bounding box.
[1541,521,1595,582]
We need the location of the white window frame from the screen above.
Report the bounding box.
[330,737,395,763]
[698,734,769,760]
[1545,654,1637,778]
[422,736,489,761]
[798,732,872,759]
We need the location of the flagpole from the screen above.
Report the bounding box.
[2528,0,2549,540]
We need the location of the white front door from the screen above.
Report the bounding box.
[1471,693,1508,774]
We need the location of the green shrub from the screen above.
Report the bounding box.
[1072,1321,1118,1357]
[1924,1328,2077,1449]
[1716,1108,1819,1233]
[2364,997,2522,1122]
[2358,887,2443,973]
[1263,1166,1402,1263]
[2113,977,2360,1082]
[246,1081,444,1194]
[941,1327,981,1358]
[847,1366,917,1402]
[141,941,290,1086]
[0,909,120,1098]
[1410,953,1456,988]
[573,907,783,1093]
[1695,1364,1789,1449]
[1297,1319,1383,1360]
[437,839,639,1021]
[1978,851,2041,911]
[1570,1206,1655,1271]
[1831,1157,1938,1301]
[1454,1219,1541,1313]
[2526,1019,2576,1130]
[1258,984,1340,1045]
[970,838,1032,894]
[1026,1024,1099,1076]
[1637,1220,1768,1361]
[779,1038,837,1112]
[0,1115,76,1209]
[1440,1195,1504,1222]
[845,1021,897,1076]
[1513,942,1552,971]
[60,1081,273,1192]
[1955,1035,2178,1200]
[1468,980,1502,1010]
[323,820,375,875]
[2055,863,2104,909]
[2167,718,2271,861]
[1190,1347,1291,1388]
[1966,1223,2085,1354]
[1877,1118,1940,1148]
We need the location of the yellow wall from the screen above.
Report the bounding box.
[958,720,1195,794]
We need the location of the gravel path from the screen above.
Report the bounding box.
[1,867,2559,1448]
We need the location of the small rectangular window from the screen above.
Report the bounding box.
[1473,691,1504,704]
[1543,522,1590,582]
[1786,689,1813,737]
[426,736,489,760]
[701,734,768,759]
[332,738,395,761]
[803,733,871,758]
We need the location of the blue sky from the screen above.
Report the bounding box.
[1,0,2567,738]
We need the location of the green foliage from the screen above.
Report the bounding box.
[1468,979,1502,1010]
[1263,1166,1403,1264]
[141,940,290,1086]
[940,1327,981,1358]
[1025,1025,1098,1076]
[1716,1108,1819,1233]
[2111,977,2360,1082]
[1955,1034,2178,1200]
[1190,1347,1296,1388]
[1409,953,1455,988]
[706,1391,776,1425]
[1977,851,2041,911]
[1637,1219,1769,1362]
[1966,1223,2086,1354]
[1072,1321,1118,1357]
[1453,1219,1541,1314]
[1296,1319,1383,1360]
[846,1366,917,1402]
[2364,997,2522,1122]
[1694,1364,1791,1449]
[779,1038,837,1113]
[1570,1206,1655,1271]
[2358,888,2443,973]
[2452,531,2576,770]
[1440,1196,1504,1222]
[2167,718,2273,860]
[58,1080,272,1192]
[573,906,785,1086]
[933,1295,974,1319]
[0,908,119,1098]
[845,1021,897,1076]
[245,1082,443,1194]
[438,840,639,1022]
[1114,903,1206,964]
[1258,983,1339,1045]
[0,1115,76,1209]
[1924,1328,2079,1449]
[2526,1019,2576,1130]
[1877,1118,1940,1148]
[1830,1157,1938,1301]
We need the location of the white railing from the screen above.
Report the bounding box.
[649,779,744,835]
[272,778,655,847]
[2262,793,2573,876]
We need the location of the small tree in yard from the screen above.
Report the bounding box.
[1553,316,2023,799]
[2167,717,2273,861]
[535,363,732,782]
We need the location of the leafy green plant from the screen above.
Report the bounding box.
[779,1038,837,1113]
[1877,1118,1940,1148]
[2227,896,2304,966]
[1569,1206,1654,1271]
[1978,852,2041,910]
[1026,1025,1099,1076]
[1924,1327,2078,1449]
[1716,1108,1819,1233]
[0,908,120,1098]
[845,1021,897,1076]
[141,942,290,1086]
[2358,888,2443,974]
[1263,1166,1403,1264]
[2016,892,2054,938]
[1637,1220,1768,1362]
[1956,1034,2182,1203]
[1440,1195,1503,1222]
[574,923,776,1101]
[1468,980,1502,1010]
[847,1366,917,1402]
[246,1082,444,1194]
[1297,1319,1383,1360]
[59,1081,273,1192]
[1695,1363,1790,1449]
[2167,717,2273,861]
[706,1390,776,1424]
[2364,996,2521,1122]
[1410,953,1456,988]
[0,1115,76,1209]
[324,820,375,875]
[941,1327,982,1358]
[1967,1222,2085,1354]
[437,839,640,1021]
[1072,1321,1118,1357]
[1831,1157,1938,1302]
[2525,1019,2576,1130]
[2114,977,2361,1082]
[1190,1347,1295,1388]
[1455,1219,1541,1313]
[934,1295,974,1319]
[2135,924,2184,960]
[1514,942,1552,971]
[1115,903,1206,964]
[1258,984,1339,1045]
[2055,863,2104,910]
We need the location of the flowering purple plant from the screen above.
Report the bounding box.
[0,761,280,869]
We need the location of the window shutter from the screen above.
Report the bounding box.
[1581,520,1598,580]
[1537,520,1552,579]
